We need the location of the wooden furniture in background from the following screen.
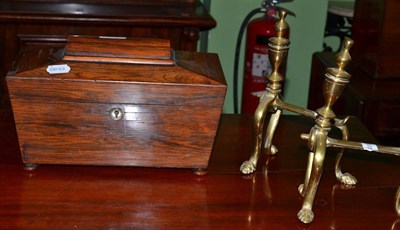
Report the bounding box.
[351,0,400,79]
[309,0,400,146]
[0,0,216,76]
[0,103,399,228]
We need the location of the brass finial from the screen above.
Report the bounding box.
[335,38,353,71]
[265,9,291,88]
[325,37,353,81]
[316,38,354,122]
[269,10,290,48]
[275,10,288,38]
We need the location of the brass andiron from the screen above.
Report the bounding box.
[240,10,400,224]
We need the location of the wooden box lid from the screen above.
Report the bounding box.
[8,36,226,94]
[64,36,175,65]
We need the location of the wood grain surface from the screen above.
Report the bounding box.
[64,36,175,65]
[6,44,226,169]
[0,105,399,229]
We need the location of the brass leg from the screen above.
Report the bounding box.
[392,219,400,230]
[298,150,315,197]
[263,109,281,155]
[240,93,276,174]
[299,128,316,197]
[334,117,357,185]
[297,129,327,224]
[396,186,400,216]
[334,148,357,186]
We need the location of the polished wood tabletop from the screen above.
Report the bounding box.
[0,103,399,229]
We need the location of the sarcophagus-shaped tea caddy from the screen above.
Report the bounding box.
[6,36,226,172]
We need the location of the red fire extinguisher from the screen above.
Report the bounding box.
[233,0,294,114]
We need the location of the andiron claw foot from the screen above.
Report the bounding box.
[240,160,257,174]
[297,208,314,224]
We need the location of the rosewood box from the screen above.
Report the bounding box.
[6,36,226,171]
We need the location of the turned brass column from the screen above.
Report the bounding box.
[240,10,290,174]
[297,39,356,223]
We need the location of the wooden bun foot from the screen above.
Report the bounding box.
[192,168,207,176]
[23,163,38,171]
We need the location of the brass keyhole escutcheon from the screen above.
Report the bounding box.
[110,108,123,120]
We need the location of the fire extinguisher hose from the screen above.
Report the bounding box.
[233,7,264,114]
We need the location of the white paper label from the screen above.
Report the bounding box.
[47,64,71,74]
[361,143,378,152]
